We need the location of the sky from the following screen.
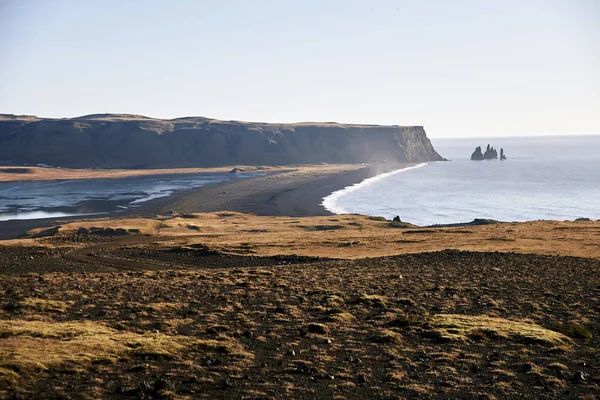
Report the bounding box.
[0,0,598,138]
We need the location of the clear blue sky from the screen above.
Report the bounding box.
[0,0,598,137]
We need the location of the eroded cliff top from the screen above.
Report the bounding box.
[0,113,422,129]
[0,114,442,168]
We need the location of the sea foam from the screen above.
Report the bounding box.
[322,163,428,214]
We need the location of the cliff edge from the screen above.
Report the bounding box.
[0,114,445,168]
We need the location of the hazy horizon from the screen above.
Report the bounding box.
[1,0,598,138]
[2,111,599,140]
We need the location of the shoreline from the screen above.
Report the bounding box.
[0,163,391,240]
[0,165,277,182]
[2,161,596,240]
[322,163,426,214]
[120,163,412,219]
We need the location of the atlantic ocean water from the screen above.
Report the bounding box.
[323,135,600,226]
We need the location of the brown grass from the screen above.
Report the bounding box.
[0,319,251,389]
[0,163,362,182]
[19,298,72,312]
[9,213,599,260]
[0,213,599,398]
[427,314,572,346]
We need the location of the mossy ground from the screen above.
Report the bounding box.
[0,215,599,398]
[1,248,598,398]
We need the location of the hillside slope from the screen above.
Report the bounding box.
[0,114,444,168]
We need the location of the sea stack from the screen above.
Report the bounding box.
[471,146,484,160]
[471,144,503,160]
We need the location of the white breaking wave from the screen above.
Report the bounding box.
[0,211,101,221]
[322,163,428,214]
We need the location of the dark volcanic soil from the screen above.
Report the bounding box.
[0,243,598,399]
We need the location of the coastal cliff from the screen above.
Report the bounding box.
[0,114,444,168]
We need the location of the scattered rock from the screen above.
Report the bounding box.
[305,323,329,335]
[293,361,316,375]
[153,378,173,392]
[571,371,588,382]
[221,378,233,389]
[242,329,253,338]
[206,325,229,334]
[314,373,335,380]
[370,329,402,343]
[386,316,413,328]
[29,226,61,238]
[83,227,129,236]
[126,364,148,372]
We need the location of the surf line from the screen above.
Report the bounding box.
[321,163,428,214]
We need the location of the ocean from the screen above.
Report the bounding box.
[323,135,600,226]
[0,172,258,221]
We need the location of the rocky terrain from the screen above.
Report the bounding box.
[0,114,444,168]
[0,214,598,399]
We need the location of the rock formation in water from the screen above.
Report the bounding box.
[471,144,503,161]
[500,148,506,160]
[0,114,445,168]
[471,146,484,160]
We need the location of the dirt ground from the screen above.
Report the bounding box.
[0,214,598,399]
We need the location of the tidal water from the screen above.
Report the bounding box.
[323,135,600,226]
[0,172,257,221]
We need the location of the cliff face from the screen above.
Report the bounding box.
[0,114,445,168]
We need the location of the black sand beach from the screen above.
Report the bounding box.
[0,164,401,240]
[138,166,379,217]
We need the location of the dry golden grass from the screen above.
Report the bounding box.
[427,314,572,346]
[10,212,600,260]
[19,298,72,312]
[0,163,362,182]
[1,212,599,398]
[0,319,252,389]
